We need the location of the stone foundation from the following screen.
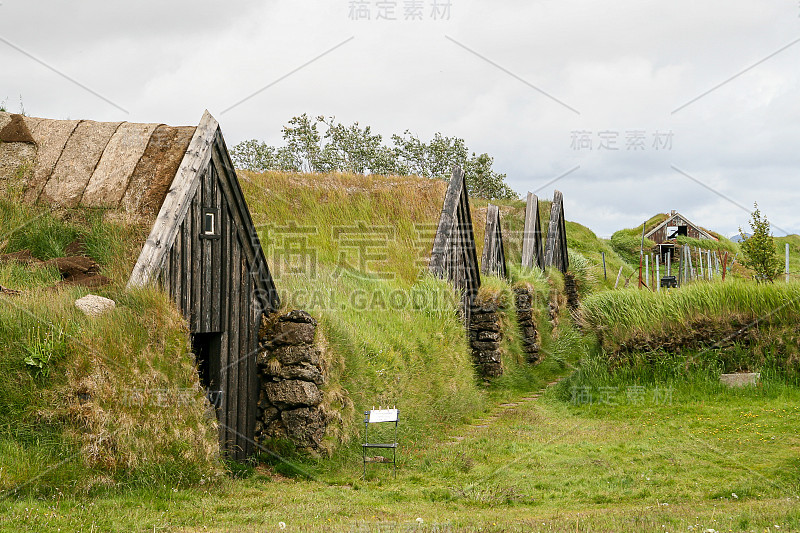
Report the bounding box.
[513,286,540,363]
[468,301,503,377]
[255,310,328,454]
[564,273,579,314]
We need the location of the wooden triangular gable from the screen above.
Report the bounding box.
[521,192,544,270]
[128,110,278,313]
[544,190,569,273]
[644,212,716,241]
[429,166,481,319]
[480,204,507,278]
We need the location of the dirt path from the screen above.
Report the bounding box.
[447,378,565,444]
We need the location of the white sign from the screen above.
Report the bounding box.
[368,409,399,423]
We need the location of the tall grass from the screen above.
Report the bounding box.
[0,288,221,496]
[581,281,800,348]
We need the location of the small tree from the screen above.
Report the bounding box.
[739,202,783,282]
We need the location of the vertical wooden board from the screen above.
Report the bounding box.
[167,240,176,301]
[211,165,223,332]
[227,234,242,457]
[216,330,228,448]
[193,191,203,332]
[521,193,535,268]
[544,190,568,273]
[202,166,213,332]
[216,207,232,445]
[181,202,192,320]
[237,258,251,459]
[172,222,183,311]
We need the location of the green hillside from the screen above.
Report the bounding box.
[0,193,221,496]
[3,170,800,531]
[239,171,573,459]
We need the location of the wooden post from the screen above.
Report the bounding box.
[614,266,623,289]
[697,247,703,280]
[645,254,649,287]
[786,243,790,283]
[707,250,712,280]
[681,246,689,283]
[602,251,607,281]
[638,222,645,288]
[686,245,694,281]
[667,251,671,277]
[656,255,661,292]
[722,251,728,281]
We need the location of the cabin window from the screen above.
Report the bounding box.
[201,208,219,238]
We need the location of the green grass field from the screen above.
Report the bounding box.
[1,170,799,531]
[2,370,798,531]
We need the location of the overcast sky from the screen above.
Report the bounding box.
[2,0,798,237]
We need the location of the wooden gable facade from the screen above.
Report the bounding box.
[521,192,545,270]
[480,204,507,278]
[128,111,279,461]
[544,190,569,273]
[644,211,716,244]
[429,166,481,321]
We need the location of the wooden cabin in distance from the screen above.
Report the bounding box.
[645,210,716,258]
[0,110,279,461]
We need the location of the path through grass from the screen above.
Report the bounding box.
[2,377,798,532]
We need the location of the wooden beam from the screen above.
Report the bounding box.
[521,192,544,270]
[128,110,218,288]
[480,204,507,278]
[544,190,569,273]
[429,167,464,278]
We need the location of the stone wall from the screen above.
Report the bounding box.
[564,272,579,314]
[255,310,328,455]
[468,301,503,378]
[513,286,540,363]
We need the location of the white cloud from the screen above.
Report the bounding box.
[1,0,798,236]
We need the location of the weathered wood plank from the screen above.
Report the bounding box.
[211,164,222,332]
[183,196,193,320]
[194,187,203,332]
[480,204,507,278]
[173,220,183,311]
[429,166,482,321]
[429,167,464,278]
[544,190,569,273]
[210,138,279,314]
[128,110,218,288]
[201,166,213,332]
[521,192,544,270]
[227,233,242,456]
[237,257,250,459]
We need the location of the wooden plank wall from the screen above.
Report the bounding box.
[480,204,507,278]
[158,151,264,461]
[521,192,544,270]
[544,190,569,273]
[429,166,481,321]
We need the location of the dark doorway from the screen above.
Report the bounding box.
[192,332,223,409]
[677,225,688,237]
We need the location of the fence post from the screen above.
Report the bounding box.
[667,251,671,277]
[602,251,607,281]
[614,266,623,289]
[786,243,790,283]
[656,255,661,292]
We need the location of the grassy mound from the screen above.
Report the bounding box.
[239,171,576,461]
[0,193,221,495]
[581,281,800,348]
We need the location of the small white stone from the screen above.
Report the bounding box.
[75,294,116,317]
